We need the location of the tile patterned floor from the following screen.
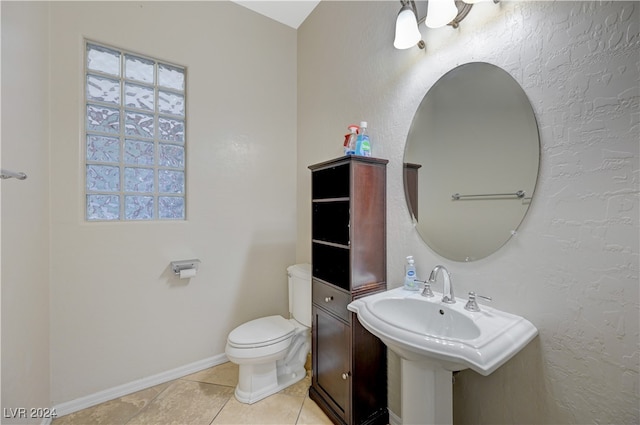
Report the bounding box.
[52,362,332,425]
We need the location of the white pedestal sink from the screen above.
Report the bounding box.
[348,287,538,424]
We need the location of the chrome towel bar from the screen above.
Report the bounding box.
[452,190,525,200]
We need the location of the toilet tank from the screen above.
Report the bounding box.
[287,263,312,328]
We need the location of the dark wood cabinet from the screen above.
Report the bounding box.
[308,156,388,425]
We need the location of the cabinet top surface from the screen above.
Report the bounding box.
[308,155,389,171]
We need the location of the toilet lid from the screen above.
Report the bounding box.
[228,315,295,348]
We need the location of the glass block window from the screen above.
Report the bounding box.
[85,41,186,221]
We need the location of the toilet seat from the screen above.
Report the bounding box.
[227,315,295,349]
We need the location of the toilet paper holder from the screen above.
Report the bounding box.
[171,259,201,276]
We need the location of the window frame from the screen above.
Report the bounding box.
[84,40,187,222]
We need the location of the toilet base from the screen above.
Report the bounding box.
[234,362,307,404]
[227,317,311,404]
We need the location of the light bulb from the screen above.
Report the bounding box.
[394,5,422,49]
[425,0,458,28]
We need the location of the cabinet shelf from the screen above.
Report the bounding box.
[312,197,350,203]
[312,240,350,249]
[313,201,350,246]
[312,242,350,290]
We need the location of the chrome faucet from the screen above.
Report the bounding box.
[428,265,455,304]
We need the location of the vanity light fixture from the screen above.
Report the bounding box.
[393,0,498,50]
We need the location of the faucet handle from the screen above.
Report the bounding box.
[464,291,492,312]
[416,280,433,298]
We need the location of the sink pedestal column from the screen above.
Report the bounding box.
[401,359,453,424]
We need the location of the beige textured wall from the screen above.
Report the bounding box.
[1,2,51,423]
[48,1,297,405]
[297,1,639,423]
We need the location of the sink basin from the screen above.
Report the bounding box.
[373,297,481,340]
[347,287,538,376]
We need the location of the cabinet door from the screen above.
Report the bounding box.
[313,305,351,422]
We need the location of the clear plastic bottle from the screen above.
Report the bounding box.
[356,121,371,156]
[403,256,419,291]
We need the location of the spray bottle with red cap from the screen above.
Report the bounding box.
[343,124,359,155]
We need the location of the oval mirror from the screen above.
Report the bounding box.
[403,62,540,262]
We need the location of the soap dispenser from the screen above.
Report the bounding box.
[403,256,419,291]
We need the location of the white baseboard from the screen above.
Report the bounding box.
[52,353,229,418]
[388,408,402,425]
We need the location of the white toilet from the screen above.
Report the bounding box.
[225,263,312,404]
